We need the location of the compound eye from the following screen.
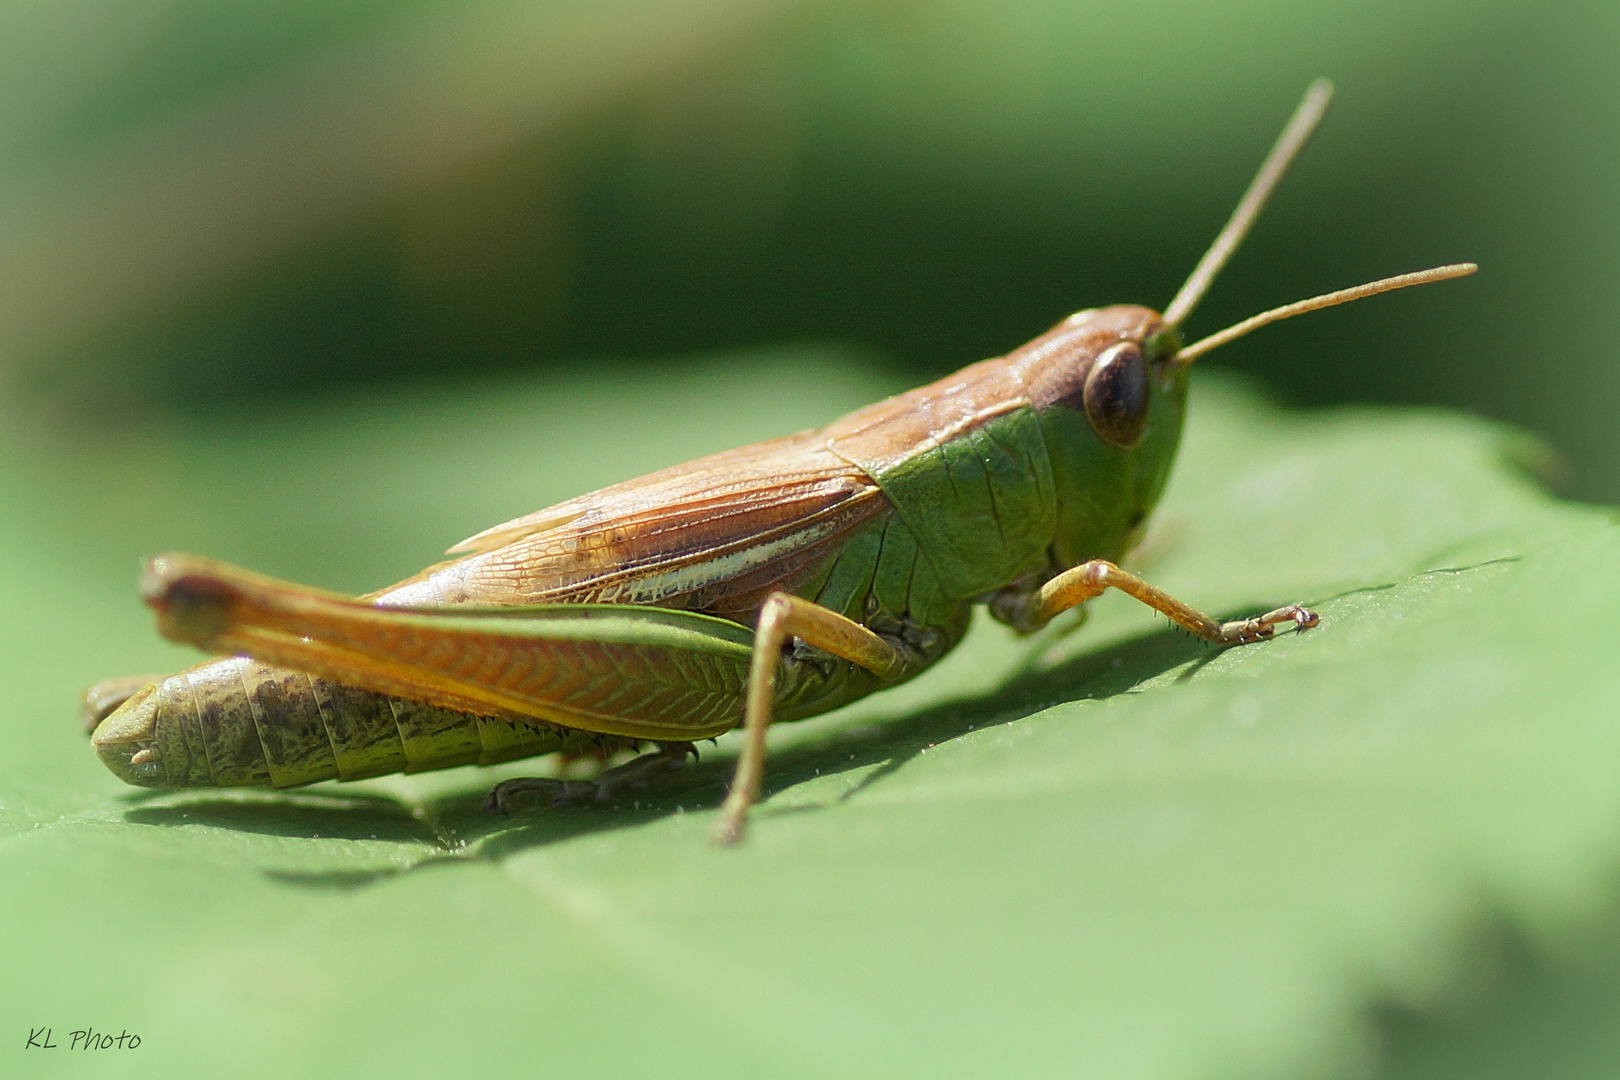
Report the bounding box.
[1082,341,1149,449]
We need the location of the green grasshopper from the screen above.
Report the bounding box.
[84,81,1473,843]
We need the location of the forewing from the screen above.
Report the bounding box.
[384,432,890,619]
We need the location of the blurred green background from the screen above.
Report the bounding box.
[2,0,1614,497]
[5,1,1620,1077]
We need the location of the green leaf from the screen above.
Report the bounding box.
[4,355,1619,1078]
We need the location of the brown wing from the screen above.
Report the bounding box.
[377,430,890,620]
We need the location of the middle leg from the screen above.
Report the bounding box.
[712,593,904,845]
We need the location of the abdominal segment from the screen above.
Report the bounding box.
[149,657,638,789]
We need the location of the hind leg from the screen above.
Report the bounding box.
[79,675,167,735]
[484,742,698,813]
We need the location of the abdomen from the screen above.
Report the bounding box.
[97,657,639,789]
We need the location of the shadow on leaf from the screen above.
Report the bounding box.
[124,788,428,843]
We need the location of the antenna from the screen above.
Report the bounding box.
[1174,263,1477,363]
[1162,79,1335,329]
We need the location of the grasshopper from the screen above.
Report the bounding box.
[84,81,1473,843]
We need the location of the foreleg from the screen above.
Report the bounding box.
[1026,560,1317,642]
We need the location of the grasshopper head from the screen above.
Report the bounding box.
[1007,80,1472,570]
[1013,305,1188,567]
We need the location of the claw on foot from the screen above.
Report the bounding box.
[711,808,745,846]
[1218,603,1319,644]
[483,777,569,815]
